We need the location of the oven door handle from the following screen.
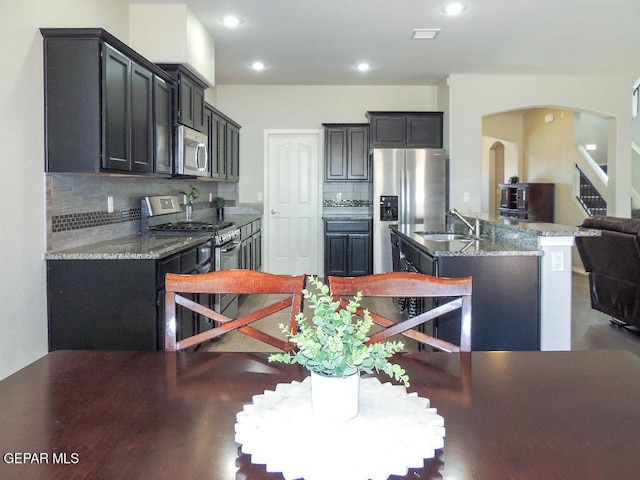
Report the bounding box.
[221,241,241,253]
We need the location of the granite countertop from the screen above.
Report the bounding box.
[44,233,213,260]
[323,215,373,221]
[392,224,542,257]
[476,213,600,237]
[45,213,263,261]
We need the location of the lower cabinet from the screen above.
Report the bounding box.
[47,239,214,352]
[400,238,540,351]
[324,219,372,279]
[239,218,262,271]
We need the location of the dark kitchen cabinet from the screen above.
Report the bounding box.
[324,219,372,279]
[239,218,262,271]
[499,183,555,222]
[206,103,241,182]
[398,234,540,351]
[47,239,214,352]
[158,64,208,133]
[41,28,175,175]
[366,112,444,148]
[153,76,174,174]
[323,124,370,181]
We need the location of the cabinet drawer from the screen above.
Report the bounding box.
[325,220,371,233]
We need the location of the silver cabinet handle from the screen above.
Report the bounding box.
[271,209,279,214]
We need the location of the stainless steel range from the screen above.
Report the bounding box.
[141,195,241,317]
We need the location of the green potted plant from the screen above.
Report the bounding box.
[180,184,199,222]
[269,276,409,421]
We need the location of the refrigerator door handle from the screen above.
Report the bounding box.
[403,169,411,225]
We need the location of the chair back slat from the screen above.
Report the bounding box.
[329,271,472,352]
[165,270,306,352]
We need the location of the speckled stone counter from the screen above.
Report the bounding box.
[44,214,263,261]
[44,233,212,260]
[391,223,542,257]
[322,215,373,221]
[391,213,599,258]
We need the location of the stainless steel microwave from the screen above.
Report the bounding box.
[175,125,208,177]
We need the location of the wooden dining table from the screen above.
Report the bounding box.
[1,349,639,479]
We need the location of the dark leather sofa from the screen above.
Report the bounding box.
[576,216,640,330]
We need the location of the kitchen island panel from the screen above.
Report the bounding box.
[437,255,540,351]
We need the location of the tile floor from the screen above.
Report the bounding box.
[203,272,640,357]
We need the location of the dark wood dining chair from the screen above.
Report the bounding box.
[165,270,306,351]
[328,271,472,352]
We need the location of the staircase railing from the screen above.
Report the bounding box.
[575,165,607,216]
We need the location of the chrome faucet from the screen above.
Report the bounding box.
[449,208,481,237]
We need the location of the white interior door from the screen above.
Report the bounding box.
[264,130,321,275]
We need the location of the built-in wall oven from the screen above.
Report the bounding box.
[141,195,241,320]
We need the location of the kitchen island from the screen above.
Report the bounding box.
[391,214,598,351]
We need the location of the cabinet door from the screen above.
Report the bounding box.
[254,230,262,271]
[208,109,221,179]
[193,87,206,133]
[369,115,406,147]
[325,234,349,277]
[130,62,153,173]
[347,126,369,180]
[103,45,130,171]
[348,234,372,276]
[227,123,240,182]
[218,118,228,179]
[153,75,173,174]
[179,75,195,129]
[406,113,443,148]
[325,127,348,180]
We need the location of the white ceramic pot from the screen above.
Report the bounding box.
[310,371,360,422]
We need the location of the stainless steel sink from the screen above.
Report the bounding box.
[415,232,472,241]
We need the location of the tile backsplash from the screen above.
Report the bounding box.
[46,173,239,251]
[322,181,373,217]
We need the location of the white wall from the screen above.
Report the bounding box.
[215,85,438,204]
[0,0,129,380]
[448,74,632,217]
[129,4,216,86]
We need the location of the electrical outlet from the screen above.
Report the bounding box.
[551,252,564,272]
[107,196,114,213]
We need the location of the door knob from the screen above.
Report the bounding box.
[271,210,279,215]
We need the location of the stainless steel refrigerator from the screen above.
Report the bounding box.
[373,148,447,273]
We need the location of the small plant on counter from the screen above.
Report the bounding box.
[269,275,410,386]
[180,184,199,206]
[214,196,225,208]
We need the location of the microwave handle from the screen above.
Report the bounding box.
[196,142,208,172]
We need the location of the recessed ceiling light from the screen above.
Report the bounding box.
[251,61,265,71]
[219,15,244,27]
[356,63,371,72]
[412,29,441,40]
[442,3,466,15]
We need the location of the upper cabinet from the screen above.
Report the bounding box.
[323,123,370,181]
[366,112,444,148]
[157,64,207,134]
[41,28,175,175]
[206,103,241,182]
